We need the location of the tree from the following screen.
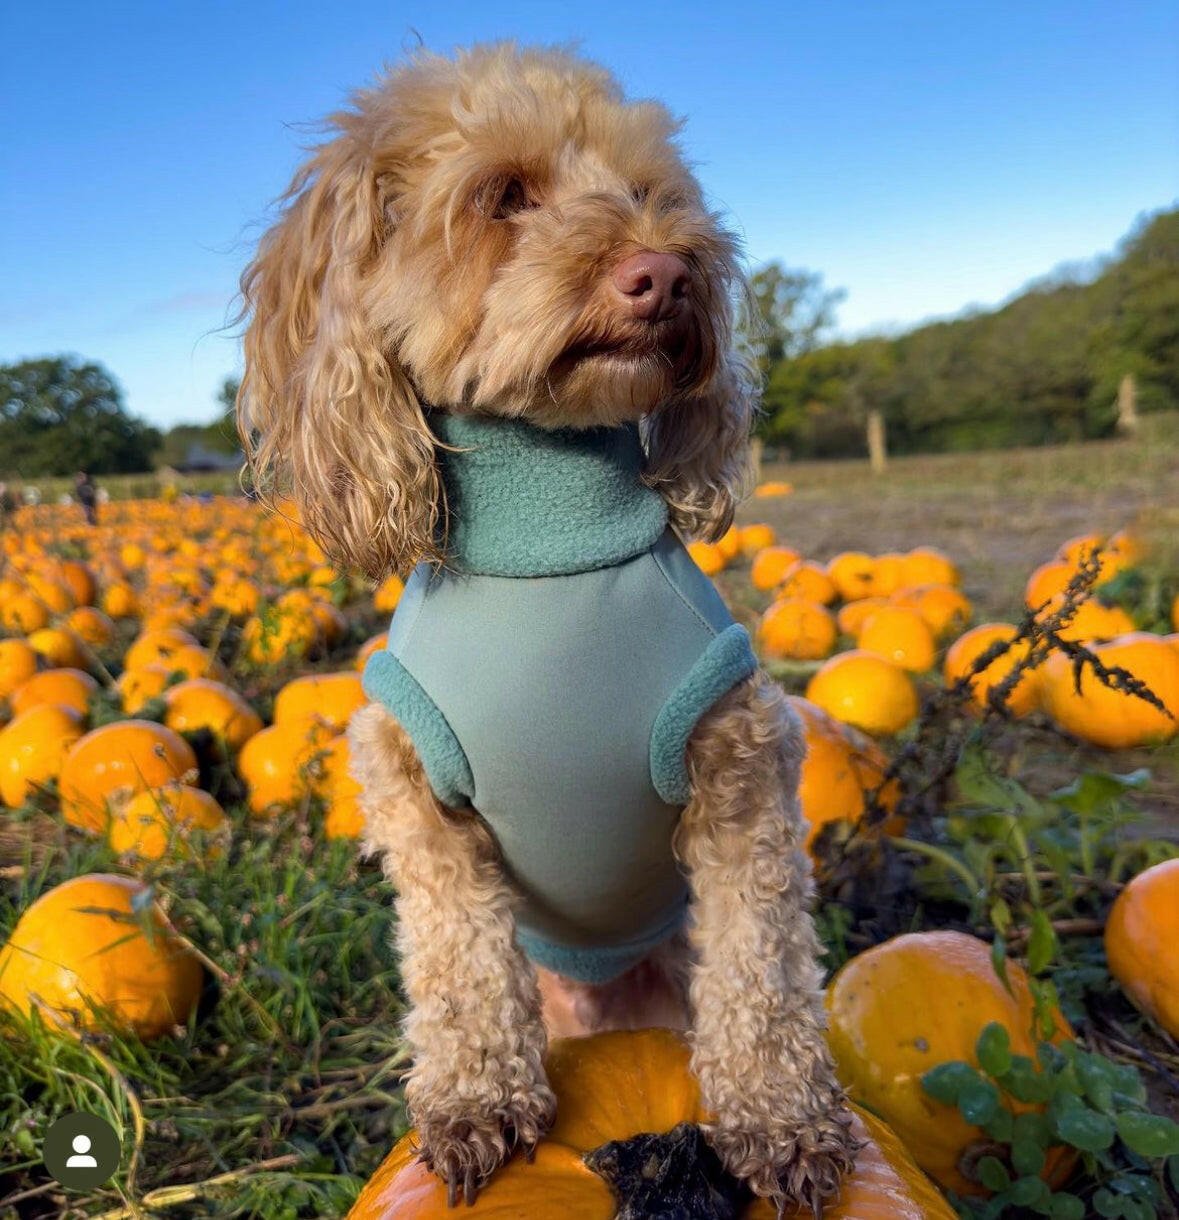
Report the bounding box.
[158,375,242,468]
[747,263,846,371]
[0,356,160,476]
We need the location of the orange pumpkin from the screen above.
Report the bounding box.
[0,638,39,699]
[273,672,366,734]
[826,552,877,602]
[1040,633,1179,748]
[25,627,89,670]
[346,1028,954,1220]
[750,546,802,591]
[806,651,919,736]
[0,873,202,1038]
[109,783,227,861]
[355,633,389,671]
[0,705,84,807]
[238,720,336,816]
[898,548,960,590]
[836,598,890,638]
[321,735,365,839]
[123,627,201,672]
[857,608,936,673]
[778,560,838,606]
[9,667,98,718]
[889,585,972,640]
[757,599,837,661]
[686,541,726,576]
[943,623,1040,717]
[826,931,1075,1197]
[1104,857,1179,1039]
[788,697,901,852]
[59,721,199,833]
[164,678,263,752]
[374,574,405,613]
[117,663,175,713]
[739,523,777,555]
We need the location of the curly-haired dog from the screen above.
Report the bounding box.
[238,42,856,1215]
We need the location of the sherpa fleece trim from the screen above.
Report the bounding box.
[430,411,668,577]
[361,650,473,808]
[649,623,758,805]
[515,903,688,984]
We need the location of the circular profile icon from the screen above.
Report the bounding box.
[43,1112,121,1190]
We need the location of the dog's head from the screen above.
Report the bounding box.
[239,43,757,577]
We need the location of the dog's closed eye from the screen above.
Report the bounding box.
[475,174,540,221]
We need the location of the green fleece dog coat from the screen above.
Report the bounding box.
[362,412,757,983]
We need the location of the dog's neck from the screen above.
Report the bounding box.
[428,410,668,578]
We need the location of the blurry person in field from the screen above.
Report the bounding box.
[75,471,98,526]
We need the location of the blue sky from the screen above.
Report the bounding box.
[1,1,1175,429]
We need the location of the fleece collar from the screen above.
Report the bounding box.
[428,410,668,577]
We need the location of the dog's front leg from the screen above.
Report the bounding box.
[349,703,556,1206]
[676,674,858,1218]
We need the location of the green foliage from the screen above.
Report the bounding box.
[0,356,161,477]
[921,1025,1179,1219]
[760,207,1179,458]
[0,813,405,1218]
[746,263,845,373]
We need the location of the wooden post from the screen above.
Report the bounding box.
[750,436,764,484]
[1116,373,1138,435]
[867,410,887,474]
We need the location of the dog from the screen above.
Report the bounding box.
[237,42,856,1216]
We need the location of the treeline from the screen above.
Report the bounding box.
[757,207,1179,457]
[0,358,240,477]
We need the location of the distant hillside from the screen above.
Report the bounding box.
[760,207,1179,457]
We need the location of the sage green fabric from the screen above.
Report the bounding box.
[362,412,756,983]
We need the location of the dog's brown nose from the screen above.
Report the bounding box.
[611,251,691,322]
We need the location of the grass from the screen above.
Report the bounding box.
[2,422,1178,1217]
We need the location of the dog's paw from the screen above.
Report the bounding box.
[706,1109,860,1219]
[415,1088,558,1207]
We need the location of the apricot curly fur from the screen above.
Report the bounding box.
[245,42,852,1211]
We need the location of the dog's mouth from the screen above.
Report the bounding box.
[556,317,696,373]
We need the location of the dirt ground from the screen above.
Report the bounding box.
[738,413,1179,622]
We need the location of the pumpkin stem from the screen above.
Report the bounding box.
[585,1123,749,1220]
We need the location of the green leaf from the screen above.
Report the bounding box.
[983,1105,1014,1143]
[1093,1189,1124,1218]
[1051,768,1150,814]
[1009,1175,1050,1208]
[1012,1112,1054,1148]
[990,897,1012,935]
[991,932,1012,993]
[1027,909,1057,975]
[1006,1055,1054,1103]
[1048,1194,1086,1220]
[976,1155,1010,1192]
[959,1078,1002,1126]
[1054,1099,1116,1152]
[1168,1154,1179,1192]
[1077,1055,1116,1113]
[977,1022,1013,1077]
[1116,1112,1179,1159]
[922,1060,981,1105]
[1012,1135,1046,1176]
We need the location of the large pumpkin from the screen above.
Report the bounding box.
[1104,857,1179,1039]
[0,873,203,1038]
[825,931,1075,1196]
[58,720,198,833]
[1039,633,1179,749]
[347,1028,954,1219]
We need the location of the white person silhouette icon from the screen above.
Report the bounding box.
[66,1134,98,1168]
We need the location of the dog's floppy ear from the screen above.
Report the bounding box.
[237,123,439,579]
[642,284,759,543]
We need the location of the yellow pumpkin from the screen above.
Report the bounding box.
[805,651,919,736]
[1104,857,1179,1039]
[0,873,202,1038]
[750,546,802,591]
[686,541,726,576]
[238,720,336,816]
[826,552,878,602]
[0,705,84,807]
[346,1028,954,1220]
[59,720,199,833]
[25,627,89,670]
[825,931,1075,1196]
[321,735,365,839]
